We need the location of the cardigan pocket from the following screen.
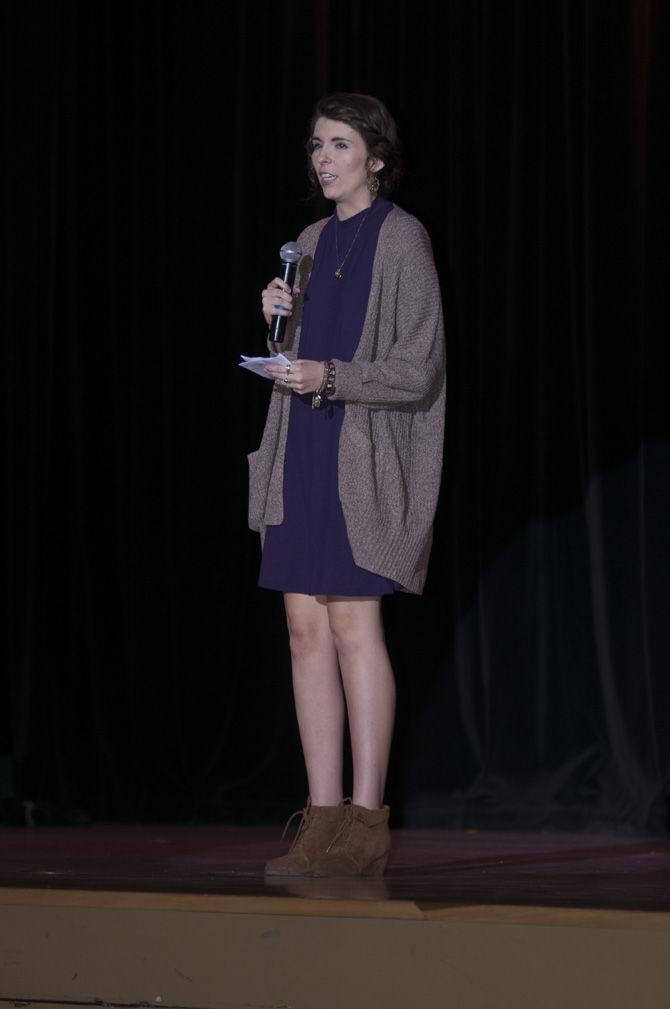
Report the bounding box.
[247,447,261,475]
[342,419,406,523]
[247,448,264,531]
[344,415,375,452]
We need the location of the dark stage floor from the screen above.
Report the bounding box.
[1,824,669,912]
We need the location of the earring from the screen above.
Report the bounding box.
[367,171,380,195]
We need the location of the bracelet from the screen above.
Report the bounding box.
[312,360,336,410]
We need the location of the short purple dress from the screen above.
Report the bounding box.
[259,197,397,596]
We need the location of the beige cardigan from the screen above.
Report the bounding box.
[248,205,446,594]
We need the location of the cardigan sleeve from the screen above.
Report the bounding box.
[329,225,445,408]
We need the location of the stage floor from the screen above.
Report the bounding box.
[0,823,668,911]
[2,825,670,1009]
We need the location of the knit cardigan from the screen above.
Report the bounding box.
[247,205,446,594]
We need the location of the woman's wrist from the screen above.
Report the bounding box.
[312,360,337,409]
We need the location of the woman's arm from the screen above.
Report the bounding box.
[331,227,445,409]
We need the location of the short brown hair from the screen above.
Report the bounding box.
[306,92,403,198]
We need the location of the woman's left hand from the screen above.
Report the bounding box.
[265,359,325,395]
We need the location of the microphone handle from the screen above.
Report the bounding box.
[268,260,298,343]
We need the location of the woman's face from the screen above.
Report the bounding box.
[310,117,383,216]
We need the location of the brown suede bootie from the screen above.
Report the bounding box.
[310,803,390,877]
[264,799,349,876]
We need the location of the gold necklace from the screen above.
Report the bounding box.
[334,209,369,280]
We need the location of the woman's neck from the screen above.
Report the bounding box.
[335,196,375,221]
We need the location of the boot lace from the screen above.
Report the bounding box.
[280,797,352,852]
[324,798,353,853]
[280,804,310,851]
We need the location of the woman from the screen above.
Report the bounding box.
[248,93,445,877]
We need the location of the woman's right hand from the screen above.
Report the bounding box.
[261,277,300,328]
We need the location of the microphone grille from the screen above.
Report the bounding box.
[279,241,302,264]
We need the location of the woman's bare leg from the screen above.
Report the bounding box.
[284,592,345,806]
[326,597,396,809]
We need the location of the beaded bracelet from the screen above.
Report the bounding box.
[312,360,337,409]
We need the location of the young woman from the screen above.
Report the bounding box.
[248,93,445,877]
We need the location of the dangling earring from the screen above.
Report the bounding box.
[367,171,380,195]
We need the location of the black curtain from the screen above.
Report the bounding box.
[2,0,668,831]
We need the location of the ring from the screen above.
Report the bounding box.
[284,376,289,384]
[286,363,291,373]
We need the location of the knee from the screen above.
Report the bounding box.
[328,610,372,661]
[286,615,328,663]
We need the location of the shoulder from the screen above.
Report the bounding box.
[380,205,431,243]
[377,205,436,267]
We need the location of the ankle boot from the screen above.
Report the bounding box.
[310,803,390,877]
[264,799,349,876]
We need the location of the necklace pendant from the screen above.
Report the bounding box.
[335,268,342,280]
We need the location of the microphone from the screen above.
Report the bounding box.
[268,241,302,343]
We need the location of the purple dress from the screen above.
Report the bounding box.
[259,197,397,596]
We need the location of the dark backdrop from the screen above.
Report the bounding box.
[2,0,668,832]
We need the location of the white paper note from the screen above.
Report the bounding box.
[239,352,291,379]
